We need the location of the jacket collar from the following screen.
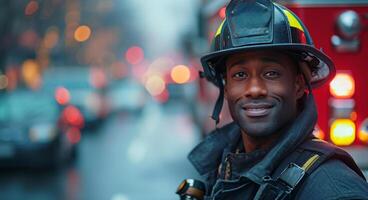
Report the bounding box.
[188,122,241,175]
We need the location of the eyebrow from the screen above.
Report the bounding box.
[228,56,282,69]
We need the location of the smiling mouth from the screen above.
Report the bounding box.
[242,104,274,117]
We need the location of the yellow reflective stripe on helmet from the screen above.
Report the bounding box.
[301,154,320,172]
[215,19,226,37]
[282,9,304,32]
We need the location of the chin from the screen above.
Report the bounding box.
[236,118,281,137]
[242,125,275,137]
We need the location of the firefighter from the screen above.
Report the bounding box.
[185,0,368,199]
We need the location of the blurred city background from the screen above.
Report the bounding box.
[0,0,367,200]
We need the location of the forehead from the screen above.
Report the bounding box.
[225,50,295,68]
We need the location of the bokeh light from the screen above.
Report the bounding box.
[125,46,144,65]
[145,75,165,96]
[330,119,356,146]
[63,106,84,128]
[312,125,325,140]
[55,87,71,105]
[21,59,42,89]
[5,68,17,91]
[330,73,355,98]
[0,75,9,90]
[171,65,191,84]
[74,25,92,42]
[44,27,60,49]
[25,1,39,16]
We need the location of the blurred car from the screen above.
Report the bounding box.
[107,78,146,113]
[43,66,110,127]
[0,88,83,168]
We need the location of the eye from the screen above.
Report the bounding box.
[232,71,247,80]
[264,70,281,79]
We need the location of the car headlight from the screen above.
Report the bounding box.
[29,124,57,142]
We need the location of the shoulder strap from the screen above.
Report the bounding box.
[254,138,366,200]
[299,138,366,180]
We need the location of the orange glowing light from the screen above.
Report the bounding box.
[313,125,325,140]
[125,46,144,65]
[359,120,368,143]
[330,119,356,146]
[330,73,355,98]
[74,25,91,42]
[55,87,70,105]
[66,128,81,144]
[359,129,368,143]
[219,7,226,19]
[171,65,191,84]
[44,27,59,49]
[21,59,42,89]
[350,111,357,121]
[145,75,165,96]
[25,1,39,16]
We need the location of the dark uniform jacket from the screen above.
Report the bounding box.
[188,95,368,199]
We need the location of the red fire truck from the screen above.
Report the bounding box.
[195,0,368,167]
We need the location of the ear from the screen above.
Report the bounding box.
[295,74,306,99]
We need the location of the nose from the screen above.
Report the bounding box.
[244,77,267,98]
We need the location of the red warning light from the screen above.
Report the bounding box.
[63,105,84,128]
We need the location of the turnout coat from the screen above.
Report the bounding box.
[188,95,368,200]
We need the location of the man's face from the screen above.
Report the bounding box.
[224,50,305,137]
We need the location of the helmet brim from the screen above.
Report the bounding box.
[201,44,335,88]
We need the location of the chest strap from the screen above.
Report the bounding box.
[253,152,319,199]
[253,138,365,200]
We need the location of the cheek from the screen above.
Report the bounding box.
[268,82,298,108]
[225,83,244,102]
[269,77,298,97]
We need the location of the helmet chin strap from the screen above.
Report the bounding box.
[211,73,225,126]
[301,67,313,93]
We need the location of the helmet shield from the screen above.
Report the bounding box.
[227,0,274,47]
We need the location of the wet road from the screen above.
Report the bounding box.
[0,101,201,200]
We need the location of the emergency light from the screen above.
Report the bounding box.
[329,73,355,98]
[330,119,356,146]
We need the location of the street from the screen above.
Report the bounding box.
[0,101,201,200]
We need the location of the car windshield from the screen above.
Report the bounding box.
[0,89,58,124]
